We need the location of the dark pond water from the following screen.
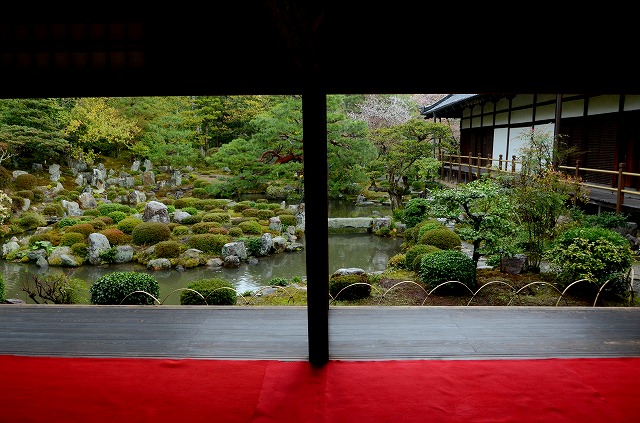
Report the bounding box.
[1,200,401,305]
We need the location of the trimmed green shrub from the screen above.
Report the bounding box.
[90,271,160,305]
[545,226,634,295]
[329,273,371,301]
[257,209,274,220]
[182,206,199,215]
[238,220,262,235]
[97,203,132,216]
[191,221,221,234]
[187,233,231,254]
[154,240,182,258]
[172,225,190,235]
[180,214,203,224]
[57,217,79,229]
[18,212,47,229]
[107,211,128,223]
[404,244,440,271]
[416,219,446,239]
[16,190,34,200]
[131,221,171,245]
[209,227,229,235]
[228,226,244,237]
[42,204,65,217]
[418,250,477,292]
[278,214,297,226]
[99,228,129,245]
[241,208,259,217]
[89,219,107,231]
[202,212,230,223]
[82,209,100,216]
[419,227,462,250]
[71,242,88,257]
[387,253,406,269]
[117,217,143,234]
[65,223,95,237]
[15,173,37,190]
[60,232,86,247]
[180,278,237,305]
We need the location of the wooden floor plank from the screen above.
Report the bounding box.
[1,305,639,360]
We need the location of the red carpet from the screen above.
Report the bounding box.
[2,355,639,422]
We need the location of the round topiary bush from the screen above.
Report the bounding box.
[187,233,231,254]
[419,227,462,250]
[60,231,86,247]
[131,221,172,245]
[238,220,262,235]
[15,173,38,190]
[64,223,96,237]
[404,244,440,271]
[180,278,237,305]
[117,216,143,234]
[99,228,129,245]
[154,240,182,258]
[418,249,476,293]
[89,271,160,305]
[329,273,371,301]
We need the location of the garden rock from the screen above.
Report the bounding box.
[1,239,20,258]
[113,245,134,263]
[223,255,240,268]
[257,233,273,256]
[78,192,97,209]
[142,201,169,223]
[222,242,247,261]
[87,233,111,265]
[147,258,171,270]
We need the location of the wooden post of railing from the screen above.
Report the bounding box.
[487,154,492,177]
[617,162,626,213]
[498,154,503,171]
[476,154,481,179]
[457,153,462,183]
[468,152,473,181]
[440,151,445,180]
[575,159,581,179]
[511,155,516,173]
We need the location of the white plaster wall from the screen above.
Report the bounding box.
[588,95,620,115]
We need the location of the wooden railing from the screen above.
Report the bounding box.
[439,152,640,213]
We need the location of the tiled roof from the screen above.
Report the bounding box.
[420,94,479,116]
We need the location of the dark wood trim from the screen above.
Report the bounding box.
[302,89,329,367]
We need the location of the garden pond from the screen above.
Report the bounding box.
[2,200,402,305]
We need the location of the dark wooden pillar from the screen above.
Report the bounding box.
[302,89,329,367]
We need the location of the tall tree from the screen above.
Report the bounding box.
[0,98,69,165]
[369,119,453,210]
[109,96,200,168]
[64,97,140,162]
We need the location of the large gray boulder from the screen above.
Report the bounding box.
[142,201,170,223]
[87,233,111,265]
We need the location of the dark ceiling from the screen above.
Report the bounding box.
[2,2,638,98]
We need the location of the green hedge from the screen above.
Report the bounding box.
[90,271,160,305]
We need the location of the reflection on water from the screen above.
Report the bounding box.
[2,232,403,305]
